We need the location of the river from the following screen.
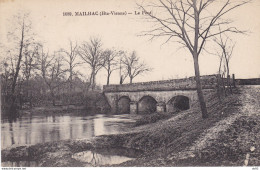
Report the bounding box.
[1,114,135,149]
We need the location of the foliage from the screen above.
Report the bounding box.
[0,13,152,116]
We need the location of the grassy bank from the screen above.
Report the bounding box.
[2,86,259,167]
[174,115,260,166]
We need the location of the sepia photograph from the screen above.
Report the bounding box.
[0,0,259,168]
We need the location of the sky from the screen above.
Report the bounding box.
[0,0,260,86]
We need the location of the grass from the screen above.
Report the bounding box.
[134,112,174,126]
[1,90,236,166]
[2,86,259,167]
[174,115,260,166]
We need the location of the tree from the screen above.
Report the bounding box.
[122,51,151,84]
[21,43,39,105]
[1,58,13,112]
[214,29,235,94]
[119,57,128,84]
[102,49,122,85]
[37,46,66,106]
[138,0,250,118]
[4,12,35,113]
[78,37,104,90]
[59,40,81,93]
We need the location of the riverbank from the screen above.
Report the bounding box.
[18,106,89,117]
[2,86,260,167]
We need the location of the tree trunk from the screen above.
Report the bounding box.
[193,56,208,119]
[218,55,223,75]
[51,90,55,106]
[10,22,25,113]
[69,66,73,104]
[87,72,93,91]
[92,72,96,91]
[107,72,110,85]
[193,3,208,119]
[11,26,24,95]
[225,57,230,79]
[69,65,73,93]
[224,56,232,94]
[130,77,133,84]
[120,76,123,84]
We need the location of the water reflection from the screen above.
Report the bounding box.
[73,150,133,166]
[1,114,135,149]
[72,148,142,166]
[2,161,38,167]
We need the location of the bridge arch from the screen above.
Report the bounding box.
[138,95,157,114]
[166,95,190,113]
[117,96,131,114]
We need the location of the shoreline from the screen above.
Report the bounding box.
[2,86,260,167]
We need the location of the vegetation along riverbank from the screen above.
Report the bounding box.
[2,85,259,167]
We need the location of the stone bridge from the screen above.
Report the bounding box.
[103,75,220,114]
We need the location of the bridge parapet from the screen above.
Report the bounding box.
[104,74,219,92]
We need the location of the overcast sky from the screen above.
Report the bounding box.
[0,0,260,85]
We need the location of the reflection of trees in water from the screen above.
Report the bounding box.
[72,150,134,166]
[28,115,32,144]
[82,118,95,138]
[8,121,15,145]
[70,125,73,139]
[82,123,88,132]
[52,115,56,122]
[2,161,38,167]
[5,118,30,147]
[84,151,107,166]
[2,115,133,149]
[50,128,60,141]
[40,127,46,143]
[90,152,99,166]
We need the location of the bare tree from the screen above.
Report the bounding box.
[59,40,81,93]
[138,0,250,118]
[102,49,122,85]
[1,57,13,112]
[119,61,128,84]
[37,47,66,106]
[78,37,104,90]
[5,12,35,113]
[214,30,235,94]
[122,51,151,84]
[214,47,227,97]
[19,43,39,107]
[76,72,91,97]
[118,53,129,84]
